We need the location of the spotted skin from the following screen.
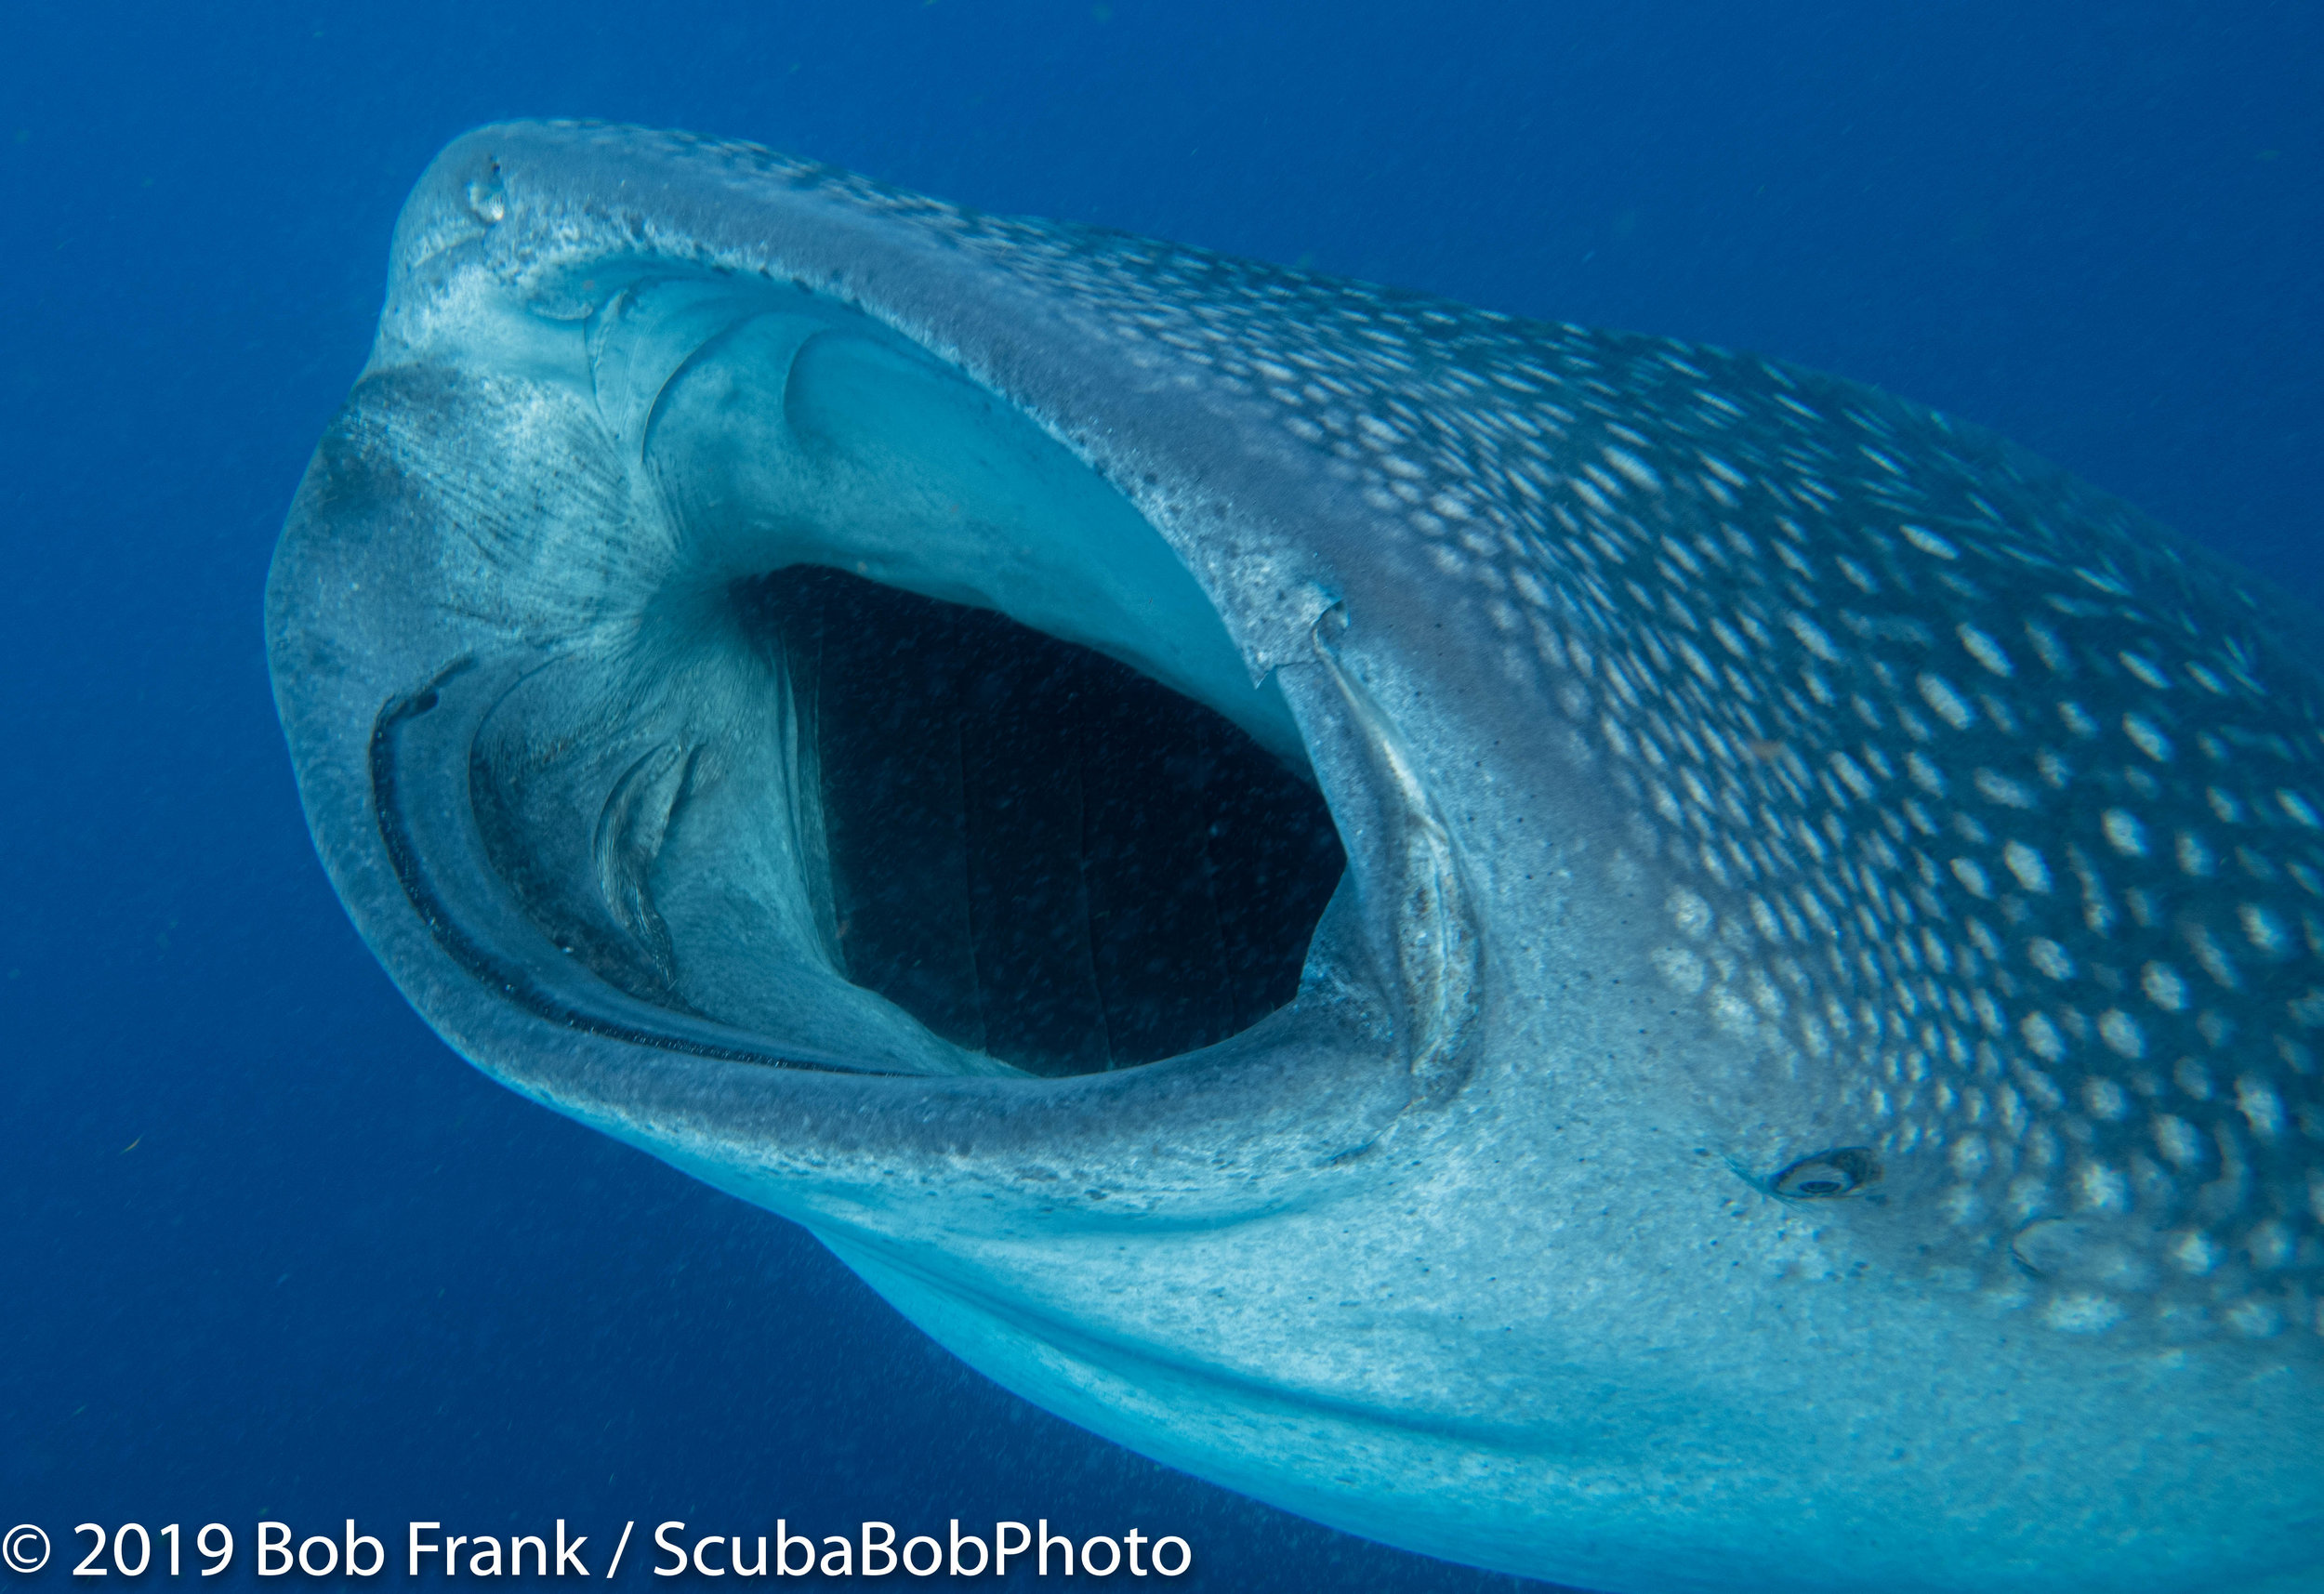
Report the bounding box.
[671,122,2324,1343]
[272,122,2324,1592]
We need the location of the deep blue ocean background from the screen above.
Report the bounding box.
[2,3,2318,1587]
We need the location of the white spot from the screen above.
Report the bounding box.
[2002,840,2052,893]
[2022,1012,2066,1060]
[2248,1219,2293,1271]
[1902,524,1960,560]
[2239,902,2289,955]
[1799,1012,1832,1058]
[1710,989,1758,1034]
[1829,751,1876,799]
[2101,809,2147,857]
[2154,1115,2203,1168]
[2170,1230,2222,1275]
[2077,1161,2130,1213]
[2188,925,2241,989]
[2227,1299,2286,1339]
[2023,1069,2067,1113]
[1918,674,1976,730]
[2123,715,2172,761]
[1941,1185,1987,1226]
[2058,701,2100,739]
[1999,1086,2027,1133]
[2278,789,2321,828]
[2042,1293,2123,1334]
[2206,786,2245,824]
[1748,970,1787,1019]
[1670,888,1712,939]
[1604,446,1661,491]
[1960,626,2014,677]
[2003,1176,2047,1225]
[2083,1078,2130,1121]
[1975,769,2036,808]
[2098,1009,2145,1059]
[1907,751,1947,796]
[1951,857,1993,898]
[1786,612,1842,664]
[2028,939,2075,980]
[2176,832,2214,876]
[1950,1135,1991,1179]
[2118,652,2171,689]
[2236,1075,2286,1139]
[2020,621,2067,672]
[2141,962,2186,1010]
[1652,946,1709,995]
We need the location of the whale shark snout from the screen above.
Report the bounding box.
[270,121,2324,1594]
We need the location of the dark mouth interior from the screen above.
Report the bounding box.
[746,566,1346,1077]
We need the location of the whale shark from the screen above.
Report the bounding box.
[267,122,2324,1592]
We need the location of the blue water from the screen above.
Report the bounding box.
[2,3,2317,1587]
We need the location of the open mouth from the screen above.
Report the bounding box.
[363,270,1348,1081]
[741,567,1344,1074]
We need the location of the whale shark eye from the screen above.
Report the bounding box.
[1774,1148,1881,1199]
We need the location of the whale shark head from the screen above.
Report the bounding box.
[268,122,2324,1593]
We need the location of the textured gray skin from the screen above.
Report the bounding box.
[268,123,2324,1592]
